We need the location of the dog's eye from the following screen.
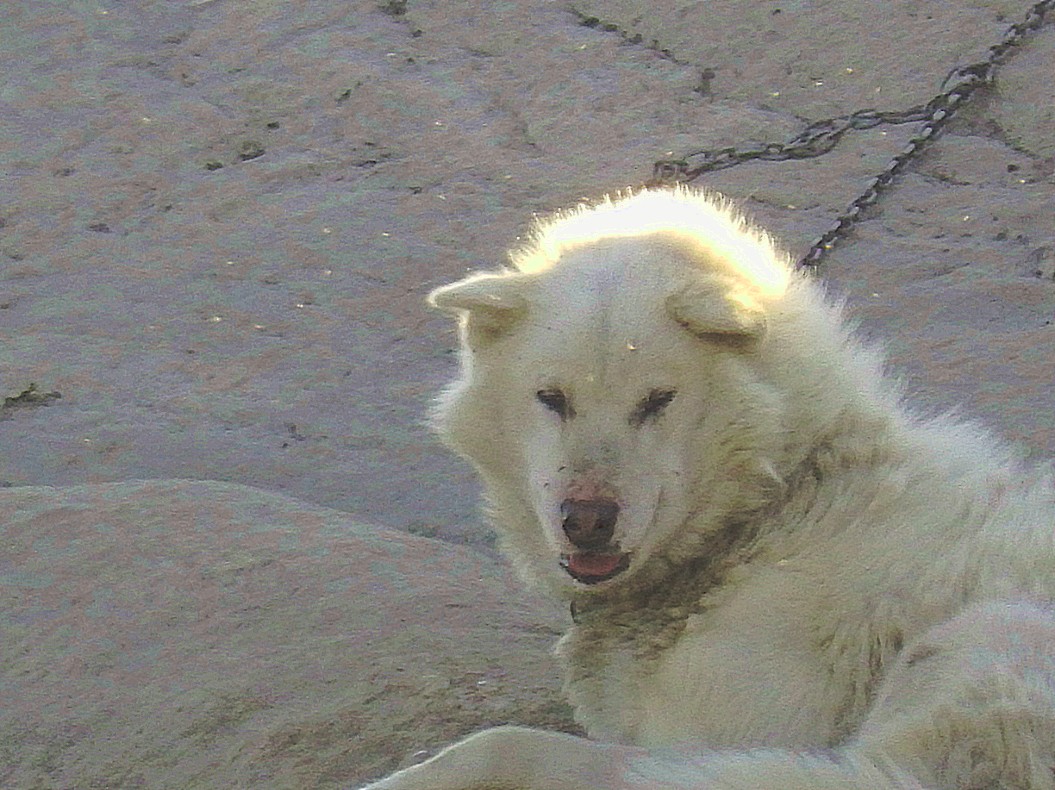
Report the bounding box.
[630,388,676,425]
[536,388,573,420]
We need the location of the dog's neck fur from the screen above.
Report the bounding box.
[569,517,751,627]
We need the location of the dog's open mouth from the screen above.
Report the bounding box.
[560,552,630,585]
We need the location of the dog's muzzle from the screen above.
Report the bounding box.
[560,498,628,584]
[561,498,619,549]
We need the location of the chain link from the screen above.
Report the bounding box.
[648,0,1055,272]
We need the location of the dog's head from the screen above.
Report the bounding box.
[428,189,799,594]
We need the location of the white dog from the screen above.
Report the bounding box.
[363,188,1055,789]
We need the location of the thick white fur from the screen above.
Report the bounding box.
[363,188,1055,789]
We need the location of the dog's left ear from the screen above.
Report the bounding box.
[665,280,765,346]
[429,273,528,348]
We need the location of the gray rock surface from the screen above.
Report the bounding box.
[1,1,1053,786]
[0,480,569,788]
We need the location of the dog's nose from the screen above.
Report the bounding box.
[561,498,619,549]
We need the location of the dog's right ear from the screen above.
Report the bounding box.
[428,273,528,348]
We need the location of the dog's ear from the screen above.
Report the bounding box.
[665,280,765,346]
[429,274,528,348]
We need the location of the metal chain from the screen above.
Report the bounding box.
[647,0,1055,272]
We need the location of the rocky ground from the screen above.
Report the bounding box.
[1,1,1053,787]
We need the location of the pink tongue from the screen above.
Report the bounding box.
[568,554,622,577]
